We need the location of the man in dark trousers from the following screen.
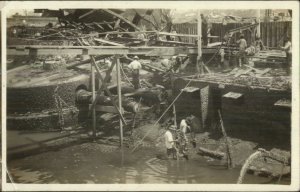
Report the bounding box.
[237,34,247,67]
[128,56,142,89]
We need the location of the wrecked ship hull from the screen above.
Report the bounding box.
[7,65,91,131]
[173,77,291,137]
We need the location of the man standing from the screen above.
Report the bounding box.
[164,125,176,159]
[128,56,142,89]
[281,37,292,75]
[179,118,190,143]
[236,34,247,67]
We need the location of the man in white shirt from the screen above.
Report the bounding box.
[180,118,190,142]
[164,125,176,159]
[281,37,292,75]
[128,56,142,89]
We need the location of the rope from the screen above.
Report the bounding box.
[131,74,196,152]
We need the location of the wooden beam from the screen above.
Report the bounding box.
[79,9,98,20]
[89,61,116,112]
[157,31,219,39]
[90,56,127,125]
[91,62,97,139]
[218,110,233,169]
[116,56,124,147]
[97,31,156,36]
[198,147,225,159]
[102,9,141,31]
[94,38,125,46]
[93,22,104,30]
[7,46,217,56]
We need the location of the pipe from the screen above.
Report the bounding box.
[76,89,139,113]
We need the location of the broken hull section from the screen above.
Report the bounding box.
[173,77,291,145]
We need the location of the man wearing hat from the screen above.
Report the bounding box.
[128,56,142,89]
[164,125,177,159]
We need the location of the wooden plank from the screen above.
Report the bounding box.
[89,60,116,111]
[198,147,225,159]
[7,46,209,56]
[257,68,271,76]
[218,110,233,169]
[102,9,141,31]
[79,10,98,20]
[97,30,156,36]
[94,38,125,46]
[91,62,96,138]
[157,31,219,38]
[116,57,124,147]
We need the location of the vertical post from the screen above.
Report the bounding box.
[173,105,177,127]
[170,72,177,127]
[197,10,203,74]
[257,10,261,38]
[91,57,96,139]
[218,110,232,169]
[116,55,123,147]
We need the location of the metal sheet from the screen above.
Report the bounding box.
[200,85,209,129]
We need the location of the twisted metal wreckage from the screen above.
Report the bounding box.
[7,9,291,183]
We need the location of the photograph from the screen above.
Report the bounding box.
[1,1,299,191]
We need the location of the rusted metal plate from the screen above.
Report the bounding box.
[200,85,209,129]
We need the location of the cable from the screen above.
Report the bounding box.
[131,74,196,152]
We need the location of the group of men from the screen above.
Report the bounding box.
[164,116,197,160]
[235,34,291,74]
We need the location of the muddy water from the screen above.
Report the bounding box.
[7,143,290,184]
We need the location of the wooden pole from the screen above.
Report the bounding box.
[116,55,123,147]
[91,60,96,139]
[170,72,177,127]
[218,110,232,168]
[257,10,261,38]
[173,105,177,127]
[197,10,203,74]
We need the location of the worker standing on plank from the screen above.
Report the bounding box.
[186,115,197,148]
[281,36,292,75]
[164,125,177,159]
[236,34,247,67]
[128,56,142,89]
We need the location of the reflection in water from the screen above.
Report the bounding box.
[8,144,290,184]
